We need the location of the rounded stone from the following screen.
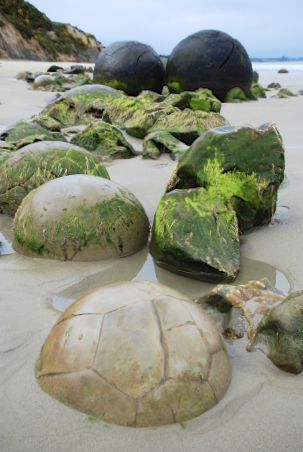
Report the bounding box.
[0,141,110,216]
[33,75,54,89]
[35,280,231,426]
[93,41,166,96]
[166,29,252,101]
[13,174,149,261]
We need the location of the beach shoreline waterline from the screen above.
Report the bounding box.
[0,60,303,451]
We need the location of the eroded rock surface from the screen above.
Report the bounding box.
[35,280,231,426]
[247,290,303,374]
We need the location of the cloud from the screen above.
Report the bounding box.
[29,0,303,57]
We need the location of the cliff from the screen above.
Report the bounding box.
[0,0,103,62]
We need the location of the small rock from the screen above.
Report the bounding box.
[278,68,288,73]
[47,65,64,72]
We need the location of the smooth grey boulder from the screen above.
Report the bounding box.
[93,41,166,96]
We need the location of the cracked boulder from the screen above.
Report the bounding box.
[70,121,135,160]
[166,30,252,101]
[150,187,241,283]
[0,141,110,216]
[166,123,285,231]
[35,280,231,426]
[247,290,303,374]
[93,41,166,96]
[13,175,149,261]
[196,279,285,339]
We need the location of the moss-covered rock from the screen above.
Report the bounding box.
[0,141,109,216]
[166,123,285,231]
[2,123,67,149]
[39,97,83,127]
[103,94,156,129]
[142,131,189,160]
[252,71,259,83]
[13,175,149,261]
[165,89,221,113]
[30,114,62,132]
[224,87,247,103]
[150,187,240,283]
[272,88,297,99]
[247,83,267,100]
[59,85,123,115]
[70,121,135,160]
[267,82,281,89]
[247,290,303,374]
[0,148,15,165]
[148,109,229,145]
[123,102,176,139]
[33,75,54,89]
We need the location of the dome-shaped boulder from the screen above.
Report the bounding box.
[13,175,149,261]
[0,141,109,216]
[93,41,166,96]
[35,280,231,426]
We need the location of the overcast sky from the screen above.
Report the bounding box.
[29,0,302,58]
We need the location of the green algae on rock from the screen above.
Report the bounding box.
[39,97,82,127]
[148,109,229,145]
[13,175,149,261]
[267,82,281,89]
[165,89,221,113]
[59,84,123,115]
[224,87,248,103]
[247,83,267,100]
[0,141,109,216]
[35,280,231,426]
[103,93,156,129]
[1,122,67,149]
[0,148,15,165]
[123,102,176,139]
[33,75,54,89]
[272,88,297,99]
[166,123,285,231]
[70,121,135,160]
[150,187,240,283]
[247,290,303,374]
[142,131,189,160]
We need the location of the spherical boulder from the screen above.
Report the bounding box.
[33,75,54,89]
[93,41,166,96]
[0,141,110,216]
[35,280,231,426]
[13,174,149,261]
[166,30,253,101]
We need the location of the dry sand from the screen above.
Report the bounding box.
[0,60,303,451]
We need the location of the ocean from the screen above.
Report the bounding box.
[252,61,303,72]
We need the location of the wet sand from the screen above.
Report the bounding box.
[0,60,303,451]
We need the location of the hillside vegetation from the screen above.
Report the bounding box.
[0,0,103,61]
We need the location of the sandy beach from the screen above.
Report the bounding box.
[1,59,303,451]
